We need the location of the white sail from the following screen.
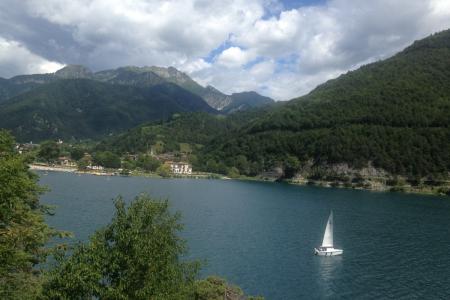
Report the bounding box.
[321,211,333,248]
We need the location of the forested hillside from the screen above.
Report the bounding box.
[0,79,215,141]
[201,30,450,179]
[96,109,270,157]
[98,30,450,181]
[0,65,274,125]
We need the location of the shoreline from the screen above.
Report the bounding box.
[30,164,114,176]
[30,164,449,198]
[30,164,77,173]
[30,164,225,179]
[285,179,450,197]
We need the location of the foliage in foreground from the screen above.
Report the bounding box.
[194,276,264,300]
[0,130,58,299]
[42,195,200,299]
[42,195,263,299]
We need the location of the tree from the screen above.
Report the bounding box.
[0,130,58,299]
[206,159,219,173]
[156,164,171,178]
[69,146,85,161]
[227,167,240,178]
[283,155,301,178]
[235,155,249,175]
[179,143,192,154]
[93,151,121,168]
[152,141,165,154]
[77,157,90,171]
[194,276,263,300]
[42,195,200,299]
[137,155,161,172]
[121,159,136,171]
[38,140,60,163]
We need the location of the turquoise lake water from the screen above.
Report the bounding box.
[38,171,450,299]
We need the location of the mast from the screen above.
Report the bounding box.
[321,211,333,248]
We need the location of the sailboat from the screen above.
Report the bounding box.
[314,211,343,256]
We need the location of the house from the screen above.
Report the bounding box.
[57,156,77,167]
[166,161,192,175]
[156,153,176,161]
[87,165,104,171]
[124,153,139,161]
[15,142,38,154]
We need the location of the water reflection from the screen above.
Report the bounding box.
[315,256,343,298]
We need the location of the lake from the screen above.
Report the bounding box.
[38,171,450,299]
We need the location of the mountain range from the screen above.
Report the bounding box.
[0,65,274,141]
[0,64,274,111]
[103,29,450,182]
[1,29,450,183]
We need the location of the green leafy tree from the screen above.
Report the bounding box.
[227,167,240,178]
[194,276,263,300]
[93,151,121,168]
[283,155,301,178]
[0,130,59,299]
[42,195,200,299]
[121,159,136,171]
[38,140,60,163]
[69,146,85,161]
[206,159,219,174]
[179,143,192,154]
[156,164,171,178]
[188,154,199,169]
[235,155,249,174]
[152,141,165,154]
[137,155,161,172]
[77,157,90,171]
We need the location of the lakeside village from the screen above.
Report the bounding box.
[17,139,216,179]
[16,139,450,196]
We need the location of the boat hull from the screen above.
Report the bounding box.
[314,248,343,256]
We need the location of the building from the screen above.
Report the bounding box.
[87,165,104,171]
[15,142,38,154]
[124,153,139,161]
[166,161,192,175]
[57,156,77,167]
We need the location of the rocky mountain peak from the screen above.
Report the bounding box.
[205,85,222,93]
[55,65,93,79]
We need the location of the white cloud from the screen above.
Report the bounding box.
[179,58,211,74]
[235,9,301,57]
[226,0,450,99]
[250,60,275,79]
[24,0,265,68]
[0,37,64,78]
[0,0,449,99]
[216,47,255,68]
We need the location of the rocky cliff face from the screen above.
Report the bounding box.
[224,91,274,113]
[200,85,233,110]
[95,66,273,112]
[149,66,192,84]
[290,161,391,190]
[94,67,166,87]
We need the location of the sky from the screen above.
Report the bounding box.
[0,0,449,100]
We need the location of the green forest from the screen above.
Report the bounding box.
[100,30,450,182]
[0,79,215,141]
